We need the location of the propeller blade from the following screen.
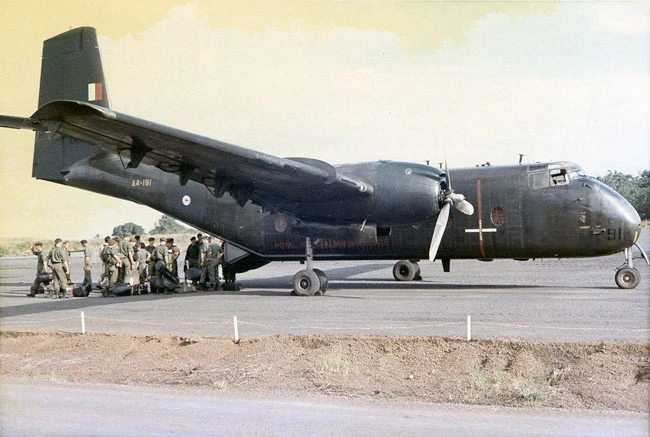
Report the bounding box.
[448,193,474,215]
[429,202,450,261]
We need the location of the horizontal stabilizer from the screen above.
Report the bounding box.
[0,115,48,131]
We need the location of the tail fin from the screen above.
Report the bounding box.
[33,27,109,182]
[38,27,110,108]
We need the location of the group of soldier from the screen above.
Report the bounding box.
[28,233,224,298]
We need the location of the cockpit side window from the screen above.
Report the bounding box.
[550,168,569,186]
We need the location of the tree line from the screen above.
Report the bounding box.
[112,215,192,236]
[597,170,649,221]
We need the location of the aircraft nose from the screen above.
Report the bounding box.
[603,183,641,246]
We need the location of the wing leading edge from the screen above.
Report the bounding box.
[24,100,373,209]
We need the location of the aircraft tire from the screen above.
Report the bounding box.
[393,260,417,281]
[615,267,640,289]
[293,269,321,296]
[313,269,328,294]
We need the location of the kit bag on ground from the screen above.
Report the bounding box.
[112,283,132,297]
[36,272,53,285]
[150,277,178,292]
[185,267,201,282]
[72,284,92,297]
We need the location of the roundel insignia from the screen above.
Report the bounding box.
[274,214,288,233]
[182,195,191,206]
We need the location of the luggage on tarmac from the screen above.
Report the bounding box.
[149,277,178,293]
[36,272,53,285]
[185,267,201,282]
[112,283,132,297]
[72,284,92,297]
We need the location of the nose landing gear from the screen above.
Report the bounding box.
[615,244,648,289]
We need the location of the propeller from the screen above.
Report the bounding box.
[428,165,474,261]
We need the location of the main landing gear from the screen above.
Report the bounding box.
[392,260,423,281]
[292,238,328,296]
[615,244,648,289]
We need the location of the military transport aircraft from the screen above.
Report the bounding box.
[1,27,647,295]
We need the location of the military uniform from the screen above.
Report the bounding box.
[49,245,68,298]
[117,238,134,284]
[185,241,200,269]
[103,242,120,297]
[82,244,95,288]
[28,247,51,296]
[198,238,210,289]
[153,241,170,293]
[135,247,150,284]
[207,240,223,289]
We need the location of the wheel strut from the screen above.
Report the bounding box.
[292,237,327,296]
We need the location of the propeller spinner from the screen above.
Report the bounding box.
[428,169,474,261]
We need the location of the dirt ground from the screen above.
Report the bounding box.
[1,331,648,412]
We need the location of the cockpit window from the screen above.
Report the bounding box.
[550,168,568,186]
[529,164,587,189]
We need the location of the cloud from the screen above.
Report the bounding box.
[99,3,648,177]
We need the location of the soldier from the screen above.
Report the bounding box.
[27,242,51,297]
[167,238,180,279]
[48,238,69,299]
[152,237,171,294]
[62,240,72,286]
[118,233,135,284]
[102,238,121,297]
[198,235,210,290]
[144,237,156,278]
[184,237,200,269]
[134,241,150,285]
[207,236,223,290]
[80,239,95,289]
[98,236,110,288]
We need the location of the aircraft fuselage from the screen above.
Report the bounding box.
[62,154,640,265]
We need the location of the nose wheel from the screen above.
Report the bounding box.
[615,267,640,289]
[615,245,647,289]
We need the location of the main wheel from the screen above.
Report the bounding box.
[293,269,321,296]
[313,268,328,294]
[393,260,417,281]
[615,267,640,289]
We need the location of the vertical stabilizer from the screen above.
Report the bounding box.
[38,27,110,108]
[33,27,108,182]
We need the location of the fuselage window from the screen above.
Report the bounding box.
[490,206,506,226]
[528,170,550,189]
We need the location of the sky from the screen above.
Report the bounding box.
[0,0,648,240]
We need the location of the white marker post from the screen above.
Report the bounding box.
[233,316,240,344]
[81,311,86,335]
[467,315,471,342]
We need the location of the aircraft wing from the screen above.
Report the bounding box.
[22,100,373,209]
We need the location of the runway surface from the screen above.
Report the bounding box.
[0,232,648,341]
[1,232,648,436]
